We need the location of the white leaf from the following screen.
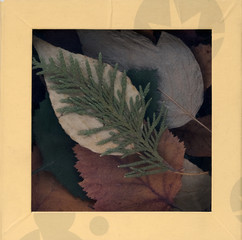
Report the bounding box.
[77,30,204,128]
[33,37,139,154]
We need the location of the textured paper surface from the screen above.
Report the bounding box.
[0,0,241,239]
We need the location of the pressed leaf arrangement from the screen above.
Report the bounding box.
[32,30,211,211]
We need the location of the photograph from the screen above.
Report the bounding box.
[32,29,212,211]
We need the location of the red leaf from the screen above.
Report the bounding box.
[74,130,185,211]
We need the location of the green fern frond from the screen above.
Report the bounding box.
[33,50,172,178]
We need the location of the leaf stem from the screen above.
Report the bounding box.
[169,170,209,176]
[158,88,211,133]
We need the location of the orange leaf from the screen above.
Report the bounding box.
[74,130,185,211]
[32,147,94,211]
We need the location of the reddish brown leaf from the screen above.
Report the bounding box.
[74,130,185,211]
[171,115,211,157]
[32,147,94,211]
[192,44,211,90]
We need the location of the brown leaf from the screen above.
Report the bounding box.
[32,147,94,211]
[192,44,211,90]
[135,30,156,42]
[74,130,185,211]
[171,115,211,157]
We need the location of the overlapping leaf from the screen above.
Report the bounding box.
[33,94,87,199]
[171,115,211,157]
[192,44,211,90]
[77,30,204,128]
[32,147,93,211]
[74,130,185,211]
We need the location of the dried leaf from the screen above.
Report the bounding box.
[173,159,211,211]
[192,44,211,90]
[135,30,156,42]
[33,94,87,199]
[32,147,94,211]
[74,130,185,211]
[33,37,140,155]
[127,68,160,122]
[171,115,211,157]
[77,30,204,128]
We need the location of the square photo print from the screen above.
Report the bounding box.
[32,30,211,211]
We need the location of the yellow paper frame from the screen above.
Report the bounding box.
[1,0,241,239]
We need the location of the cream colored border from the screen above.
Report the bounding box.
[1,0,241,239]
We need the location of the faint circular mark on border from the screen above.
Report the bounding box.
[90,216,109,236]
